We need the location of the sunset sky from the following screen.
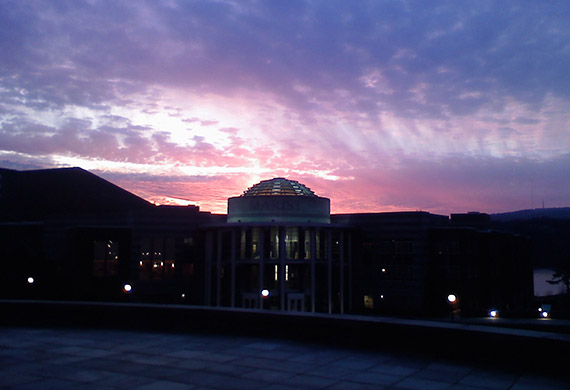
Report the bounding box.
[1,1,569,214]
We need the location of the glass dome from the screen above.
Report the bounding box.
[242,178,316,197]
[228,178,330,223]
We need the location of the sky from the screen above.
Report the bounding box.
[1,1,570,215]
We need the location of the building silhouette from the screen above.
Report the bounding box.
[0,167,534,316]
[204,178,349,313]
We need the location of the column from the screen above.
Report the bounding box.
[204,230,213,306]
[339,231,344,314]
[279,226,286,311]
[216,230,222,307]
[258,227,265,309]
[230,229,236,308]
[327,229,332,314]
[310,229,316,312]
[348,232,353,312]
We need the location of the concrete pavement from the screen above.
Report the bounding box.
[1,326,568,390]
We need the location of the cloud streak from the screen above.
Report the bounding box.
[1,0,569,213]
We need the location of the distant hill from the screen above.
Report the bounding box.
[491,207,570,222]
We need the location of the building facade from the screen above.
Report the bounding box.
[202,178,351,314]
[0,168,534,317]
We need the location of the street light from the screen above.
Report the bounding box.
[261,289,270,298]
[123,283,132,293]
[447,293,459,321]
[538,304,551,318]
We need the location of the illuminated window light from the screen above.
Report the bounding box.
[274,265,278,281]
[285,265,289,281]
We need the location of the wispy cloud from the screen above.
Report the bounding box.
[1,0,569,213]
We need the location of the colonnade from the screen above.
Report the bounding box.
[204,225,351,314]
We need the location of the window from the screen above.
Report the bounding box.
[316,231,327,259]
[252,228,260,259]
[270,227,279,259]
[93,240,118,277]
[303,229,311,259]
[139,238,176,280]
[285,227,299,259]
[364,295,374,309]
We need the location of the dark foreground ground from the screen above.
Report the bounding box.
[1,326,569,390]
[1,301,569,389]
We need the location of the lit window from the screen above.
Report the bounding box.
[93,239,118,277]
[285,227,299,259]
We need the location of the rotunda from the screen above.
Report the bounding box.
[203,178,350,314]
[227,178,330,224]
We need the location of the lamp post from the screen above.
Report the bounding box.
[447,293,459,321]
[261,289,270,309]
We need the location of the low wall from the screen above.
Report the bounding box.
[1,300,568,377]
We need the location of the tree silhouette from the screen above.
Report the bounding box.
[547,257,570,294]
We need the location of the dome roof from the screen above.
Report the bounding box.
[241,178,316,197]
[229,177,329,223]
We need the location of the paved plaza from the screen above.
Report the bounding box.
[0,326,568,390]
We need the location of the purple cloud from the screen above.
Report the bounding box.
[0,1,569,214]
